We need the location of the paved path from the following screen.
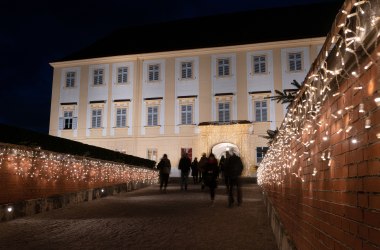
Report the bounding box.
[0,183,278,250]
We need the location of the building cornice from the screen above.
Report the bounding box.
[50,37,326,68]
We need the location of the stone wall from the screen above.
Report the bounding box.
[0,143,158,214]
[0,182,149,221]
[258,1,380,249]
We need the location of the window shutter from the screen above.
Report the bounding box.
[117,70,122,83]
[261,60,266,73]
[225,103,230,122]
[262,108,267,121]
[296,59,302,70]
[59,117,64,130]
[153,107,158,125]
[73,117,78,130]
[225,64,230,76]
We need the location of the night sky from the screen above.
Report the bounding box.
[0,0,341,134]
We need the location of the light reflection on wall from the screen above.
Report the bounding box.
[0,144,158,185]
[258,0,380,186]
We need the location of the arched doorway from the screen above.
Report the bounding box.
[211,142,239,160]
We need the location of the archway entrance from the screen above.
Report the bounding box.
[211,142,239,160]
[197,122,255,176]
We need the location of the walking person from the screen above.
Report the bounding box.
[223,151,231,193]
[203,153,219,206]
[225,151,244,207]
[157,154,171,193]
[219,155,226,179]
[178,152,191,191]
[198,153,208,190]
[191,157,199,184]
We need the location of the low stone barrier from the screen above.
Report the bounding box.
[262,191,296,250]
[0,181,150,222]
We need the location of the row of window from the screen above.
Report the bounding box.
[64,52,303,88]
[60,100,268,130]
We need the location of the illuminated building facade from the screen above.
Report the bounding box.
[49,2,341,176]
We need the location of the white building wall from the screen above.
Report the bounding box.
[110,61,134,136]
[141,59,166,135]
[58,67,81,137]
[211,53,237,121]
[246,50,276,128]
[174,56,199,133]
[246,50,274,92]
[87,64,110,136]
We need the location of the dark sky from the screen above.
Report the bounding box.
[0,0,341,134]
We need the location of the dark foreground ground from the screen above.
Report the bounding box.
[0,183,278,250]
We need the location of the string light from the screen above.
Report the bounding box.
[0,144,159,188]
[359,103,365,113]
[365,118,371,129]
[375,97,380,106]
[257,0,379,187]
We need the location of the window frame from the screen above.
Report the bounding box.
[63,110,73,129]
[217,58,230,77]
[181,61,193,80]
[180,104,193,125]
[253,55,267,74]
[117,66,128,84]
[254,100,268,122]
[91,108,103,128]
[256,147,269,163]
[147,105,159,126]
[93,68,104,86]
[148,64,160,82]
[218,101,231,123]
[287,52,303,72]
[65,71,76,88]
[115,107,127,128]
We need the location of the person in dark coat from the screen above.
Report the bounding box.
[225,152,243,207]
[203,153,219,206]
[219,155,226,179]
[191,157,199,184]
[198,153,208,190]
[157,154,171,193]
[178,152,191,191]
[223,151,231,193]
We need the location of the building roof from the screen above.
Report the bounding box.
[58,1,342,62]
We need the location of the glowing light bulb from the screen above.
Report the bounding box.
[312,168,317,176]
[7,207,13,213]
[365,118,371,129]
[375,97,380,106]
[323,131,329,141]
[359,103,365,113]
[351,138,358,144]
[346,126,353,133]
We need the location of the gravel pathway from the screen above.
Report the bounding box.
[0,183,278,250]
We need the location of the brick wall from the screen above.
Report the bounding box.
[258,1,380,249]
[0,144,158,205]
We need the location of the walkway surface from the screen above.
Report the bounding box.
[0,183,278,250]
